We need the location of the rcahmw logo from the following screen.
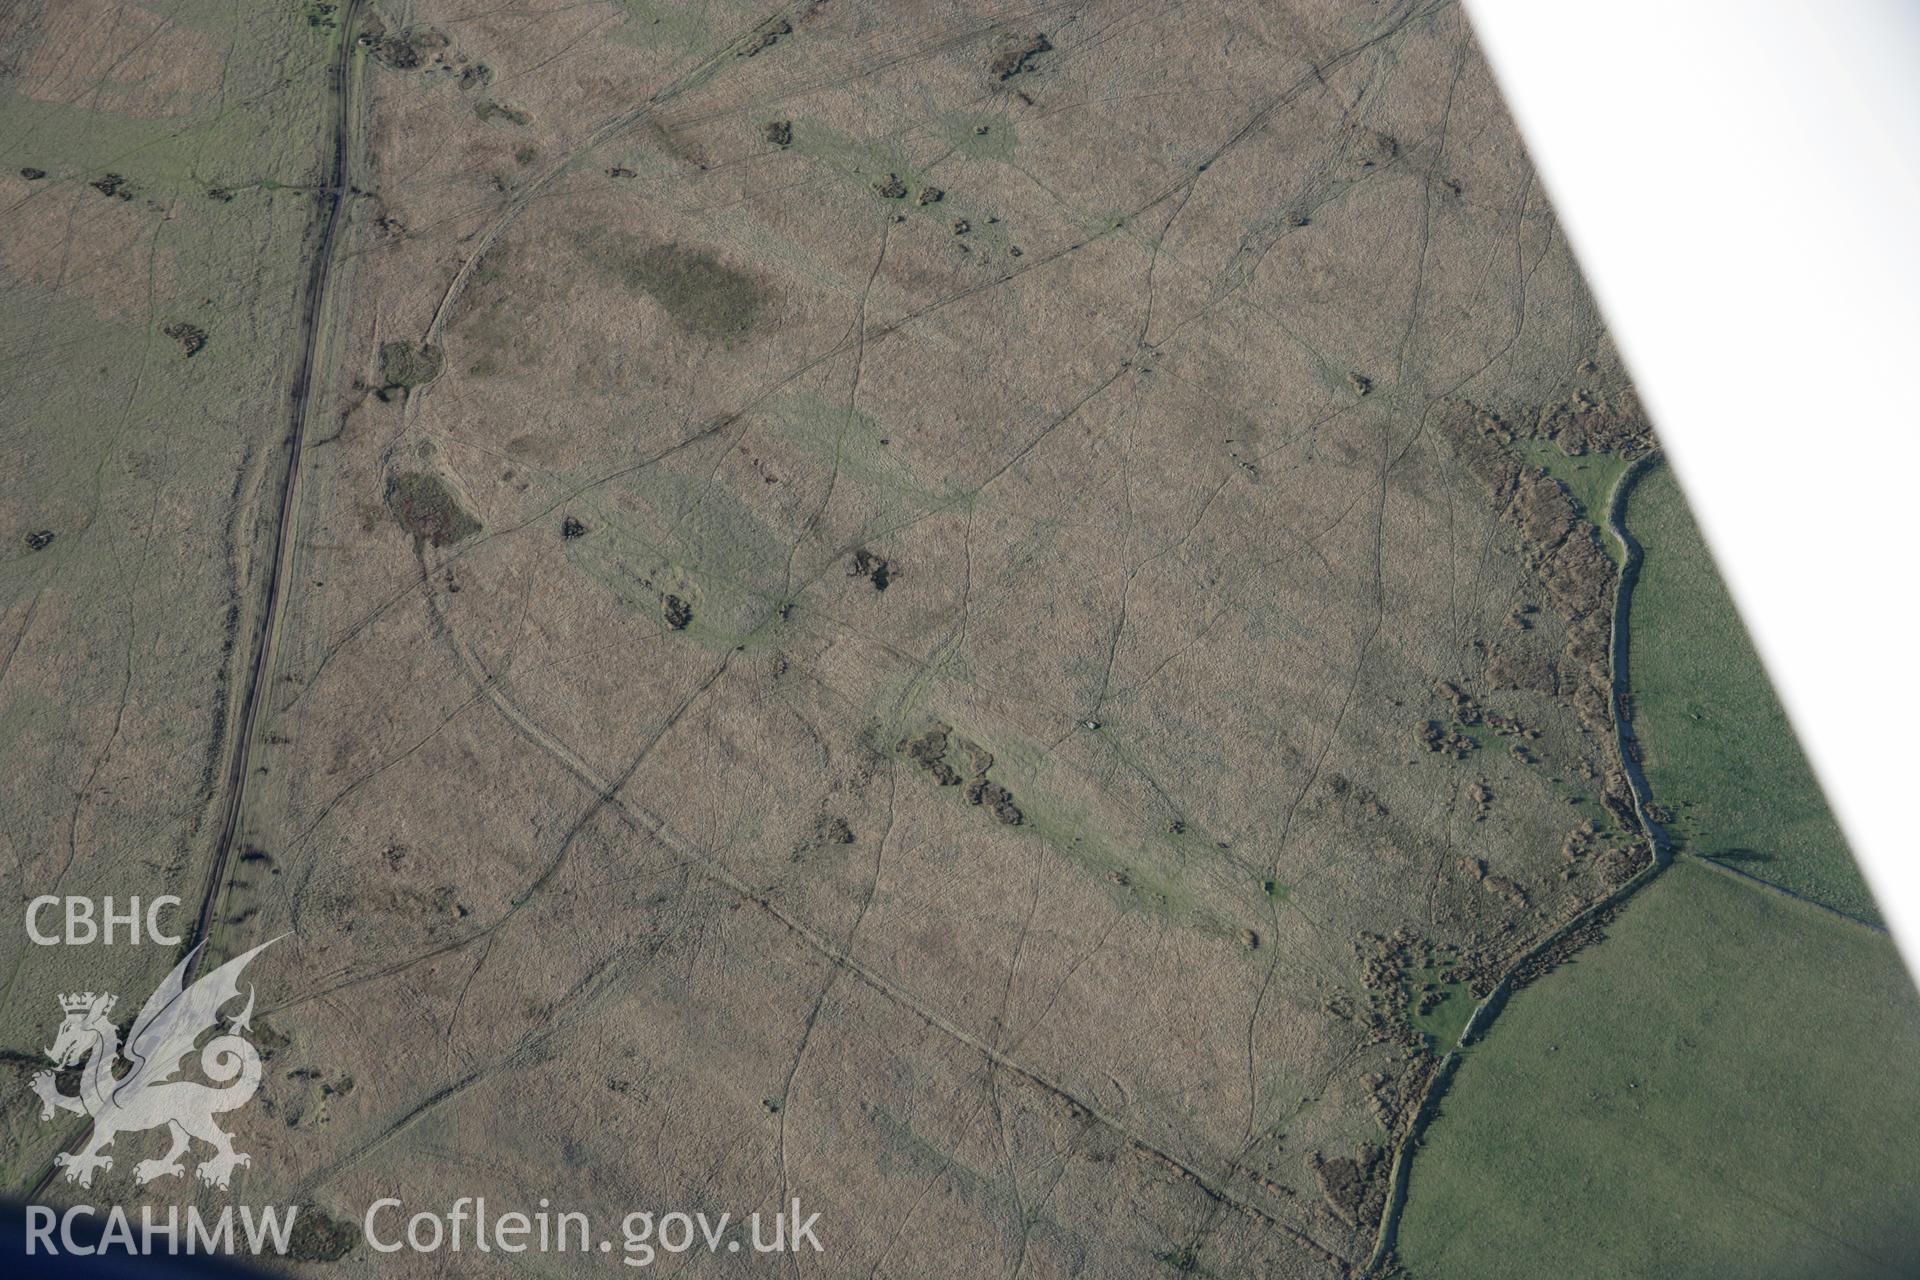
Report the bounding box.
[25,1203,297,1260]
[32,938,279,1189]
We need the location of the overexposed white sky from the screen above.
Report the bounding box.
[1467,1,1920,964]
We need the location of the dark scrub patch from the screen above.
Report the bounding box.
[387,473,479,547]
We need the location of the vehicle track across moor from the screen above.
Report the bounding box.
[23,0,368,1203]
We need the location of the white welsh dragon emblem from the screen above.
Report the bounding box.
[32,939,279,1190]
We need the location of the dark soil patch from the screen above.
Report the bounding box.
[738,18,790,57]
[849,547,890,590]
[162,321,208,358]
[1416,720,1475,759]
[386,473,479,547]
[367,25,448,71]
[899,722,960,785]
[19,167,45,180]
[899,721,1023,822]
[965,777,1023,826]
[990,33,1053,81]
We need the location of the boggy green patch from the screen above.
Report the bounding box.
[386,472,479,547]
[579,233,767,346]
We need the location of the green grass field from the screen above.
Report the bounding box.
[1628,461,1876,920]
[1397,859,1920,1279]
